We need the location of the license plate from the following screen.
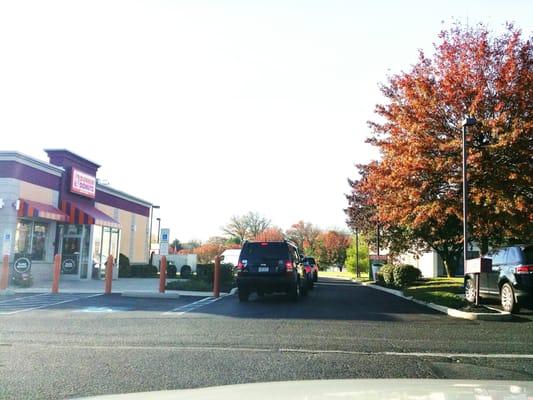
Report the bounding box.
[258,267,269,273]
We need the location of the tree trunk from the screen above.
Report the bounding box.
[439,251,460,277]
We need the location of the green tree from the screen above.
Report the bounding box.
[171,239,182,252]
[345,234,370,275]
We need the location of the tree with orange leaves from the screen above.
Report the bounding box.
[314,231,351,270]
[193,243,225,264]
[254,227,285,242]
[346,23,532,276]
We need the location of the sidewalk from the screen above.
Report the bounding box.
[6,278,217,297]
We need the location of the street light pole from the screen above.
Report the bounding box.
[148,205,160,257]
[156,218,161,244]
[462,116,477,303]
[355,228,360,278]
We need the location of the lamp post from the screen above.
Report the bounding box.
[462,116,477,303]
[156,218,161,244]
[148,205,160,257]
[355,228,360,278]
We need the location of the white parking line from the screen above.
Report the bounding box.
[0,293,103,315]
[0,293,49,305]
[15,343,533,360]
[163,293,233,315]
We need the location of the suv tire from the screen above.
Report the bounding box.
[464,277,476,303]
[500,283,519,313]
[238,288,249,302]
[288,280,300,302]
[313,272,318,282]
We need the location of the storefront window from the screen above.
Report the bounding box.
[14,220,32,256]
[32,223,47,261]
[14,220,48,261]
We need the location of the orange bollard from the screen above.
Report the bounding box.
[213,255,220,298]
[159,256,167,293]
[104,255,113,294]
[51,254,61,293]
[0,255,9,290]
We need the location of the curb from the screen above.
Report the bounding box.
[0,289,16,296]
[359,281,512,321]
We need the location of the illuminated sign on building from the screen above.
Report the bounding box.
[70,168,96,198]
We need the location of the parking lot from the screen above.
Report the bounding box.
[0,292,221,315]
[1,278,533,399]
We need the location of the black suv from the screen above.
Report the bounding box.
[236,240,307,302]
[465,244,533,312]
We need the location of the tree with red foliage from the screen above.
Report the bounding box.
[254,227,285,242]
[314,231,351,269]
[193,243,225,264]
[346,23,532,276]
[285,221,321,253]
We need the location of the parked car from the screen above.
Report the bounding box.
[464,244,533,313]
[236,240,308,302]
[302,256,319,284]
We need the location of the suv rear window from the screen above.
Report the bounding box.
[240,242,289,265]
[523,245,533,264]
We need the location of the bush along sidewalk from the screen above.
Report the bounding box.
[375,265,508,315]
[166,263,236,293]
[375,264,468,310]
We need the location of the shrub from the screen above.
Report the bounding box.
[380,264,395,286]
[393,264,421,288]
[11,272,33,288]
[196,263,235,284]
[129,264,158,278]
[118,253,131,277]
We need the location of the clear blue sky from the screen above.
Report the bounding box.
[1,0,531,241]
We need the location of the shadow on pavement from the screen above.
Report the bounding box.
[190,277,447,322]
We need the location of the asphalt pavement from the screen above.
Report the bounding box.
[1,277,533,399]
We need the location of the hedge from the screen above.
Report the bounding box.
[392,264,421,288]
[378,264,421,289]
[128,264,158,278]
[118,253,131,277]
[196,263,235,285]
[380,264,395,286]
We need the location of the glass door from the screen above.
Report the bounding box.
[60,225,83,276]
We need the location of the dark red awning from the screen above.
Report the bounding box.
[17,199,69,222]
[60,201,121,229]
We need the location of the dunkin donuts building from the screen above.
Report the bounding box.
[0,150,153,284]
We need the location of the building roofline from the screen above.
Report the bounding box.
[0,151,64,176]
[96,184,152,208]
[44,149,101,169]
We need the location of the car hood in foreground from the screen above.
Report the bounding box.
[77,379,533,400]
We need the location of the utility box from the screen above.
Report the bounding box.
[465,257,492,274]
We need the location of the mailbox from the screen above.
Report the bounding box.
[465,257,492,274]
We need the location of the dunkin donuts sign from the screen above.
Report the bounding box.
[70,168,96,198]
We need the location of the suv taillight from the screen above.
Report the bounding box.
[237,262,245,271]
[285,261,293,272]
[516,265,533,274]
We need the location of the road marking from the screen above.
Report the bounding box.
[0,293,49,304]
[163,293,231,315]
[14,343,533,360]
[0,293,102,315]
